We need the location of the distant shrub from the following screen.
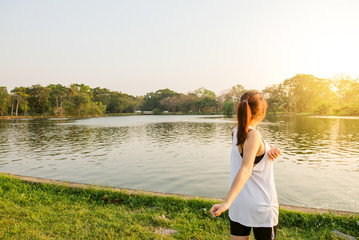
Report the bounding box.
[153,108,162,115]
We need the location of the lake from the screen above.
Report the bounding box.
[0,115,358,212]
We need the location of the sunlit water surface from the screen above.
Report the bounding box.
[0,115,358,212]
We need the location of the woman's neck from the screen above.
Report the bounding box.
[249,120,259,129]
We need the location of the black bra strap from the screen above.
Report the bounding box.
[240,137,265,157]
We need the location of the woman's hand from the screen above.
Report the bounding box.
[209,202,230,217]
[268,145,281,160]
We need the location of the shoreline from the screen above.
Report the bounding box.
[0,113,221,119]
[0,115,105,120]
[2,112,359,120]
[3,172,357,217]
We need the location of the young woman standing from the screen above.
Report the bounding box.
[210,90,281,240]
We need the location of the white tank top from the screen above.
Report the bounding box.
[228,126,279,227]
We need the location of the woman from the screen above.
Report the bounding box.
[210,90,281,240]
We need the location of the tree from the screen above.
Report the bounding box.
[91,87,111,107]
[201,96,217,113]
[125,96,143,113]
[333,75,359,114]
[230,84,245,103]
[86,101,107,116]
[27,84,51,115]
[107,92,130,113]
[66,84,78,100]
[160,96,179,112]
[178,93,197,113]
[141,88,179,111]
[11,87,29,116]
[73,92,91,115]
[192,88,218,113]
[159,93,199,113]
[262,83,287,114]
[222,101,234,115]
[0,87,11,116]
[218,84,246,114]
[62,83,105,116]
[47,84,67,109]
[282,74,335,113]
[193,87,216,98]
[263,74,338,114]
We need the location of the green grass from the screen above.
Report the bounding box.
[0,174,358,240]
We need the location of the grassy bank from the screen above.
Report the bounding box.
[0,175,358,239]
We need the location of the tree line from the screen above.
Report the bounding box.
[262,74,359,115]
[0,84,141,117]
[0,83,245,117]
[0,74,358,117]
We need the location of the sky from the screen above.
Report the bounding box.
[1,0,359,96]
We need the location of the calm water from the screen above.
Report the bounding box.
[0,115,358,212]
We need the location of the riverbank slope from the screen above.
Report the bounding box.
[0,174,358,239]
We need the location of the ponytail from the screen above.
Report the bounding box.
[235,90,267,146]
[237,100,251,145]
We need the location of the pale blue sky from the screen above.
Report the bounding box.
[1,0,358,96]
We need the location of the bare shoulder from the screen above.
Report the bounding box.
[246,129,262,143]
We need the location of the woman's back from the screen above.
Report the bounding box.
[229,126,279,227]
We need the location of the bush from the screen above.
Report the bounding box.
[222,101,234,115]
[153,108,162,115]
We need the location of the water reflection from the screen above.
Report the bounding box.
[262,115,359,172]
[0,115,358,212]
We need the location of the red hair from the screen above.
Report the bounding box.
[236,90,267,145]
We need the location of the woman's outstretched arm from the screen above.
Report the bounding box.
[209,130,261,217]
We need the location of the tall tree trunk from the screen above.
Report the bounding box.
[56,97,59,108]
[11,98,14,116]
[15,98,19,117]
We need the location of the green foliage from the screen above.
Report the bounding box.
[87,102,107,116]
[47,84,67,109]
[4,73,359,117]
[107,92,130,113]
[262,83,287,114]
[193,87,216,98]
[157,91,218,114]
[125,96,143,113]
[334,75,359,115]
[314,102,332,114]
[140,87,220,114]
[141,88,179,111]
[11,87,30,116]
[92,87,111,107]
[191,88,218,114]
[153,108,162,115]
[217,84,246,115]
[222,101,234,115]
[283,74,335,113]
[27,84,51,115]
[160,96,179,112]
[262,74,359,115]
[0,86,11,116]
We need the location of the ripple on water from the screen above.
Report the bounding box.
[0,115,358,212]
